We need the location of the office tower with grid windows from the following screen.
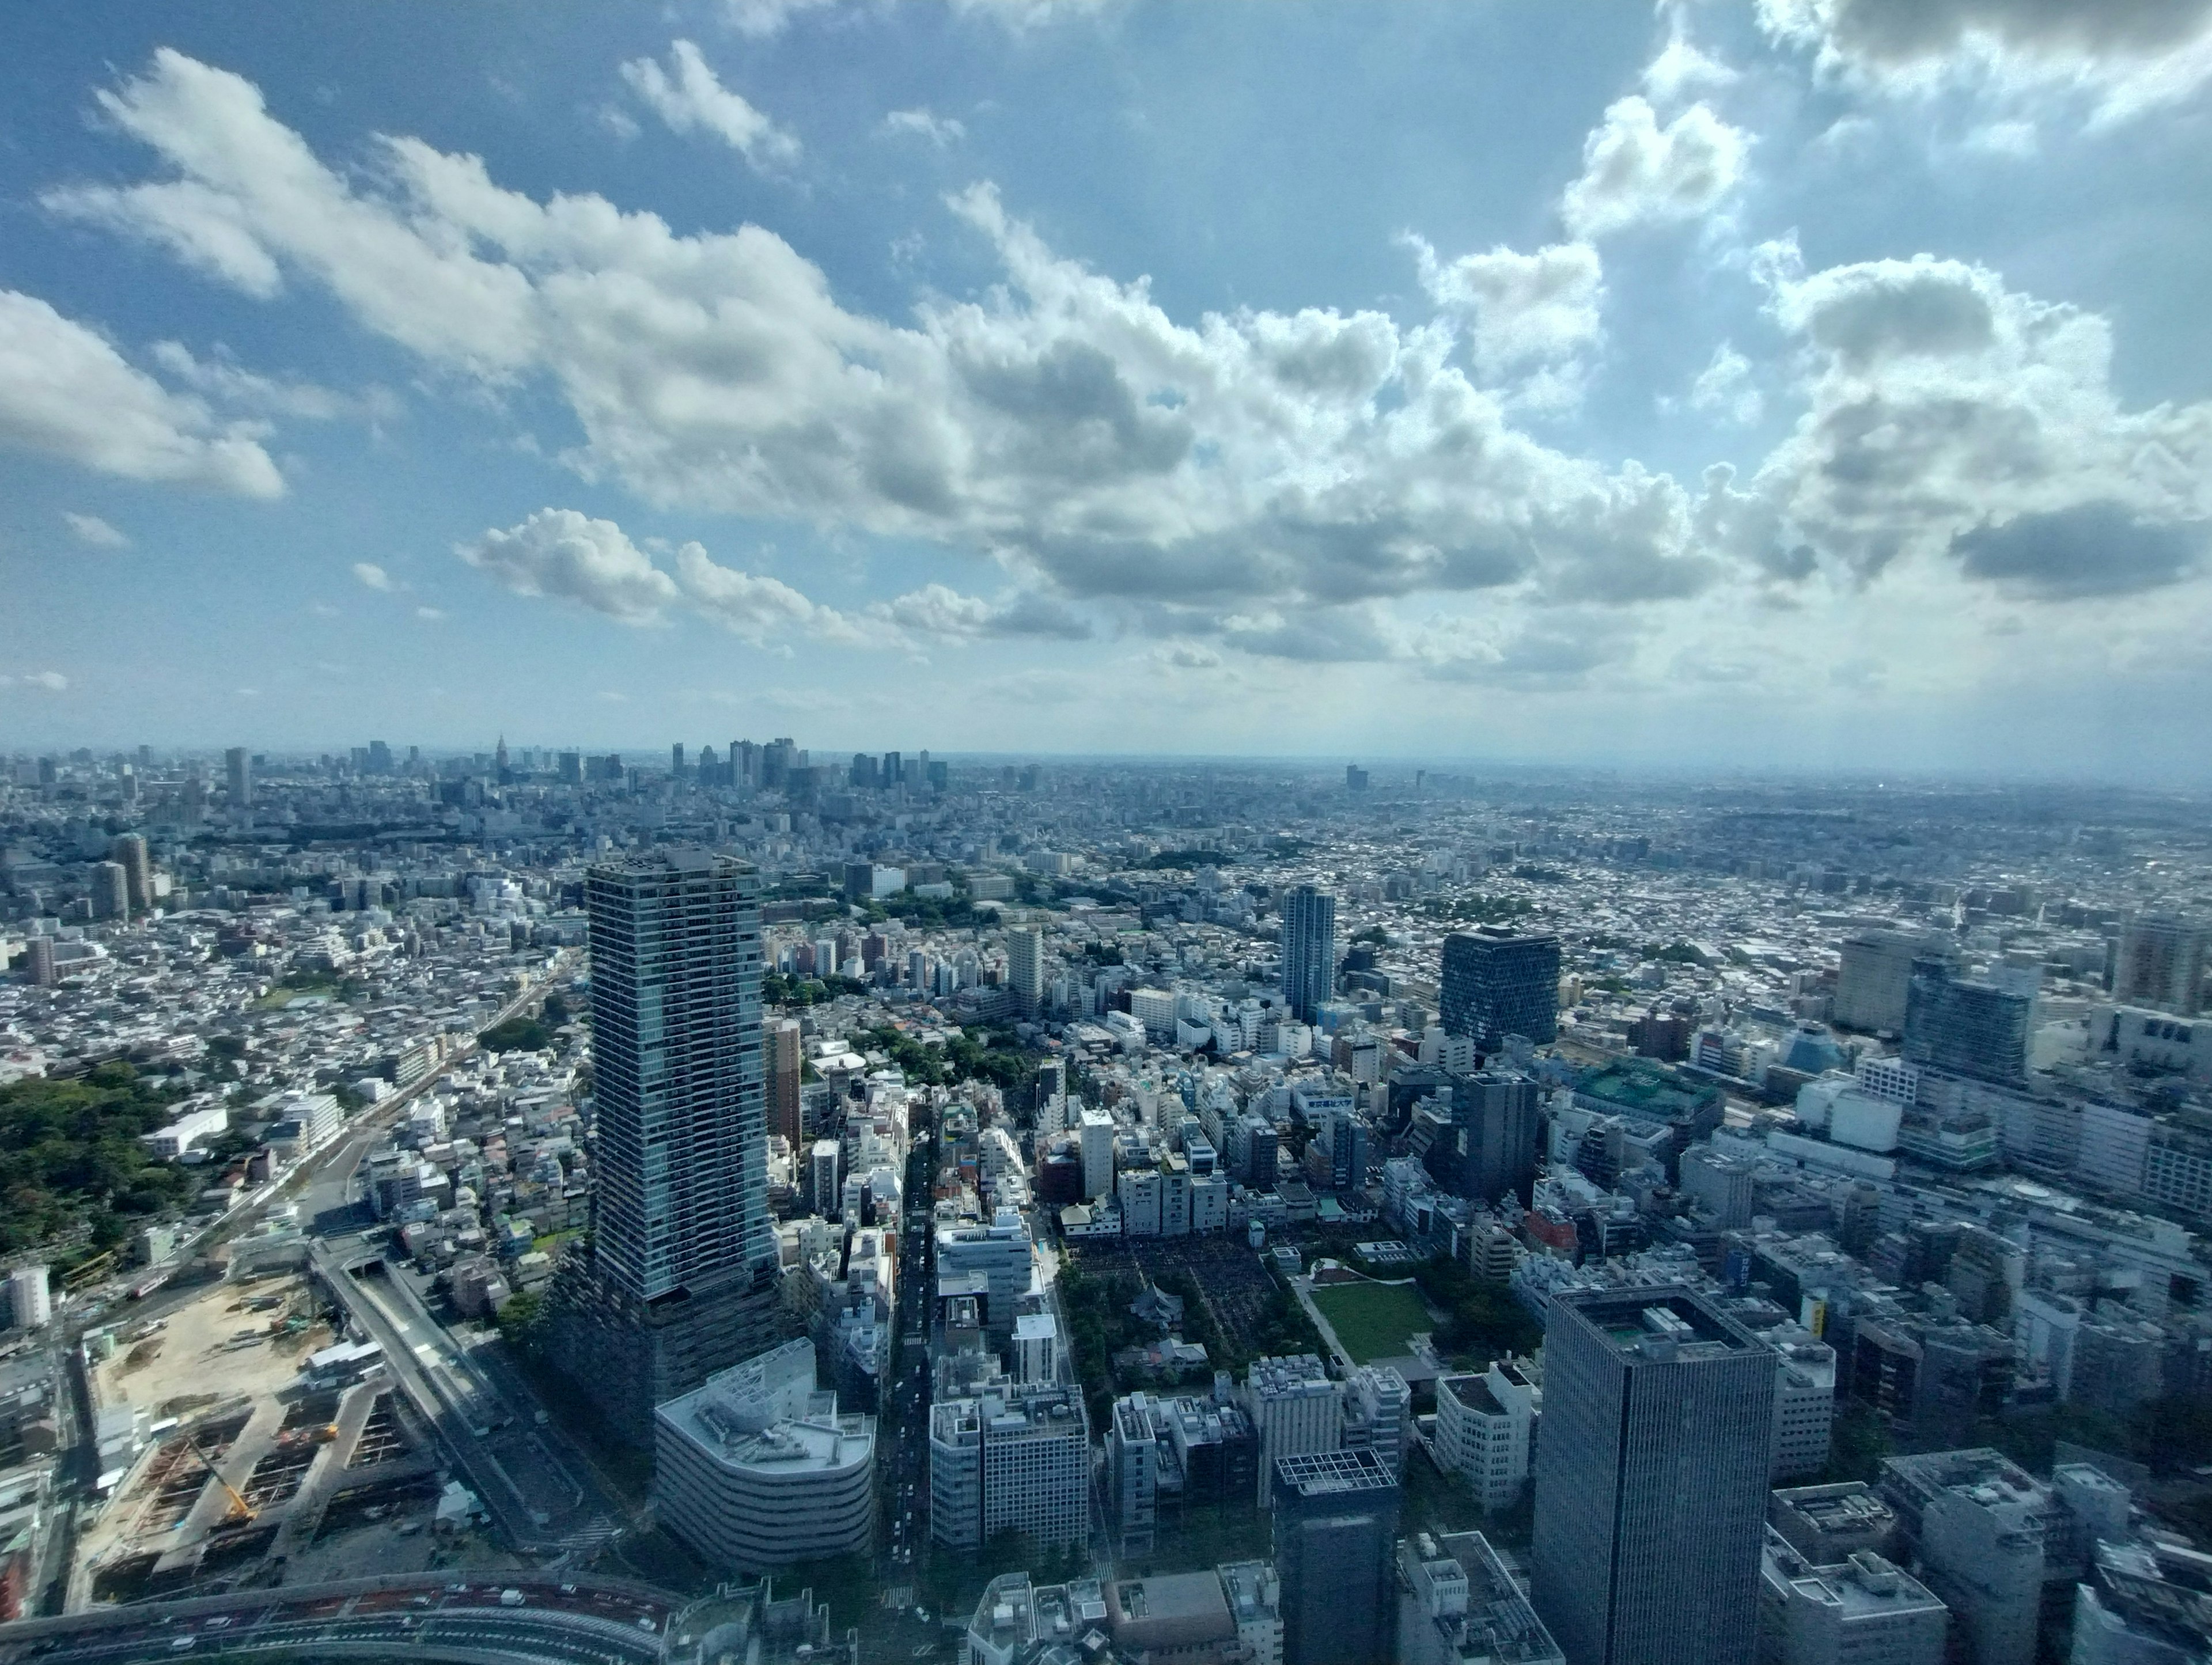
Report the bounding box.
[224,746,251,809]
[550,848,785,1444]
[1903,959,2031,1086]
[1281,885,1336,1023]
[1271,1447,1400,1665]
[1531,1287,1778,1665]
[2111,913,2207,1017]
[1441,928,1561,1047]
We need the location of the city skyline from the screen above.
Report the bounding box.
[3,5,2210,776]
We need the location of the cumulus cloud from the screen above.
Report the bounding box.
[63,511,130,548]
[619,41,799,169]
[876,582,1091,640]
[883,107,966,146]
[46,51,1798,646]
[1757,0,2212,120]
[1733,242,2212,593]
[1561,96,1748,238]
[459,509,681,624]
[0,287,283,496]
[1416,609,1644,688]
[351,561,395,591]
[1644,33,1740,105]
[673,543,863,644]
[1409,237,1605,390]
[150,340,397,423]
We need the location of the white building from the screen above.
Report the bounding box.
[1773,1330,1839,1482]
[1758,1531,1948,1665]
[935,1209,1036,1338]
[8,1266,52,1332]
[1345,1363,1411,1477]
[1242,1353,1342,1505]
[1080,1107,1117,1201]
[931,1381,1090,1549]
[139,1101,229,1160]
[1220,1561,1283,1665]
[1434,1363,1536,1513]
[651,1338,875,1573]
[1013,1313,1058,1385]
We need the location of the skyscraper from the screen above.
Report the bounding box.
[1834,931,1946,1035]
[766,1017,804,1149]
[109,833,151,913]
[2111,914,2207,1016]
[551,849,783,1443]
[1532,1287,1778,1665]
[224,746,251,809]
[1271,1447,1400,1665]
[1441,928,1561,1046]
[1007,926,1044,1014]
[90,861,129,921]
[1429,1069,1543,1208]
[1902,959,2030,1085]
[1281,885,1336,1023]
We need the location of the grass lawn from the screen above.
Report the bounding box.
[1308,1279,1434,1363]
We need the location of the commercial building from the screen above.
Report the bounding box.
[935,1209,1035,1339]
[930,1381,1090,1550]
[1344,1363,1411,1477]
[1282,885,1337,1024]
[1434,1363,1536,1513]
[1758,1529,1948,1665]
[1080,1106,1118,1201]
[7,1269,51,1332]
[2071,1537,2212,1665]
[766,1018,803,1148]
[2111,914,2207,1017]
[1273,1447,1400,1665]
[1399,1530,1565,1665]
[1877,1450,2058,1665]
[1429,1070,1543,1208]
[1768,1484,1902,1566]
[1834,932,1943,1036]
[1441,929,1560,1048]
[1531,1288,1778,1665]
[1243,1354,1343,1506]
[652,1338,874,1572]
[1903,961,2031,1087]
[1219,1561,1283,1665]
[550,849,782,1443]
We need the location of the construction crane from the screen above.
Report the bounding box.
[181,1431,257,1523]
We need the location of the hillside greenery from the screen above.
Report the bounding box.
[0,1063,202,1256]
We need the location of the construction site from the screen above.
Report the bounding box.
[71,1269,510,1606]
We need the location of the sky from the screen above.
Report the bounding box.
[1,0,2209,780]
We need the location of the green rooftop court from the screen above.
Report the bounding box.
[1308,1279,1434,1364]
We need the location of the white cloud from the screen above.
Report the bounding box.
[948,0,1114,31]
[724,0,834,38]
[351,561,395,591]
[1560,96,1748,238]
[149,340,397,423]
[0,287,283,496]
[1688,343,1762,425]
[874,582,1091,640]
[619,41,800,169]
[1735,243,2212,593]
[63,511,130,548]
[883,107,967,147]
[415,605,446,621]
[459,509,681,624]
[1409,237,1605,393]
[0,671,70,692]
[1643,33,1739,105]
[673,542,864,644]
[1757,0,2212,122]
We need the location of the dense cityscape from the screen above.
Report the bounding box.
[0,744,2208,1665]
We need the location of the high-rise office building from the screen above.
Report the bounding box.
[1429,1069,1543,1208]
[1441,928,1561,1047]
[109,833,151,912]
[2111,914,2207,1017]
[1008,927,1044,1014]
[1834,931,1946,1035]
[1271,1447,1399,1665]
[1532,1288,1778,1665]
[1903,960,2029,1086]
[550,849,783,1443]
[224,746,251,809]
[1281,885,1336,1023]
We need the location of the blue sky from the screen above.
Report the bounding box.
[2,0,2210,778]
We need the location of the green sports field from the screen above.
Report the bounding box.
[1308,1279,1434,1363]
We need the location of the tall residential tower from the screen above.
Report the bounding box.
[552,848,785,1443]
[1281,885,1336,1023]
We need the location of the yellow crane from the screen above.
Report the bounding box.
[181,1431,257,1523]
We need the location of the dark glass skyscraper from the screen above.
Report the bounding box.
[552,848,784,1443]
[1272,1447,1400,1665]
[1281,883,1336,1022]
[1531,1288,1777,1665]
[1429,1068,1543,1208]
[1902,958,2030,1085]
[1440,928,1561,1046]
